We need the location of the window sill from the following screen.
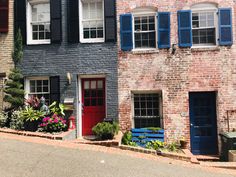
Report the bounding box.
[27,40,51,45]
[131,48,159,54]
[191,46,220,52]
[80,39,105,43]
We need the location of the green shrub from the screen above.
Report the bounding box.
[122,131,132,145]
[92,122,119,140]
[20,106,45,122]
[121,131,138,147]
[0,112,8,128]
[146,140,179,152]
[10,110,24,130]
[146,140,165,150]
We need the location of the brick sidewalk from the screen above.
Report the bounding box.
[0,132,235,176]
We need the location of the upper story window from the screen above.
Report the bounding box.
[120,8,170,51]
[191,3,217,47]
[178,5,232,48]
[80,0,104,43]
[27,0,50,45]
[133,7,157,49]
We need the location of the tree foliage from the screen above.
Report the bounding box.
[3,29,24,111]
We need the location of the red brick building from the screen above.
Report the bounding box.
[117,0,236,155]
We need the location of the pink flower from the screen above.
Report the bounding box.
[43,117,50,122]
[54,119,59,123]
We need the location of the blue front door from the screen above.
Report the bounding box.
[189,92,218,155]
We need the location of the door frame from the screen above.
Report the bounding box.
[77,74,107,137]
[189,91,218,155]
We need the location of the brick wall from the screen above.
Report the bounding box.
[0,0,14,111]
[117,0,236,145]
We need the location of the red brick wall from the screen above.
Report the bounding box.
[117,0,236,146]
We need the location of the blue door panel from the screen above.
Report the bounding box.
[189,92,218,155]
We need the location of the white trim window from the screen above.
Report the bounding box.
[80,0,104,43]
[25,77,50,104]
[132,7,157,49]
[27,0,51,45]
[191,3,218,47]
[133,93,161,128]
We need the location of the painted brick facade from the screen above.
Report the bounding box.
[0,0,14,111]
[19,0,118,137]
[117,0,236,150]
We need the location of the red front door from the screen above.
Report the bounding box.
[82,78,106,135]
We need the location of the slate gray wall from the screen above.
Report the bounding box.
[19,0,118,121]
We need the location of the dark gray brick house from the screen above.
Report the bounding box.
[14,0,118,137]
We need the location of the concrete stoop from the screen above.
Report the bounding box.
[74,131,123,147]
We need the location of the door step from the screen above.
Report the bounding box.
[195,155,220,162]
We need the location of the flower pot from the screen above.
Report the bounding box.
[24,121,39,132]
[180,140,188,149]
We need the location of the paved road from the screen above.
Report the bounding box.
[0,135,235,177]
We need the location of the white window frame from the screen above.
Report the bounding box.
[79,0,105,43]
[26,0,51,45]
[132,7,157,51]
[25,77,50,101]
[191,3,218,48]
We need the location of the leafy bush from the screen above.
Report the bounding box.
[20,106,45,122]
[92,122,119,140]
[122,131,132,145]
[146,140,165,150]
[10,110,24,130]
[146,140,179,152]
[0,112,8,128]
[49,101,65,116]
[25,96,40,110]
[122,131,137,146]
[39,114,67,133]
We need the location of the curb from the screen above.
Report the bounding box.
[0,128,75,141]
[119,145,191,162]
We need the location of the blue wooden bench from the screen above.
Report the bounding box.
[131,128,164,147]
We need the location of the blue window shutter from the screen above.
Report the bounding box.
[158,12,171,49]
[178,10,192,47]
[219,8,233,46]
[120,14,133,51]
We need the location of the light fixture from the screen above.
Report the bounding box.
[67,72,72,85]
[171,44,177,55]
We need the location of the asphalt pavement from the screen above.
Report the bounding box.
[0,135,235,177]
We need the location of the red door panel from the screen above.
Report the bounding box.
[82,78,106,136]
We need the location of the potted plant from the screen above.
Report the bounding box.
[179,137,188,149]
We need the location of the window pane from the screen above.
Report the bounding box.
[97,2,103,18]
[83,3,89,19]
[90,2,96,19]
[84,81,90,89]
[91,81,96,89]
[97,80,103,89]
[30,80,35,92]
[97,98,104,106]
